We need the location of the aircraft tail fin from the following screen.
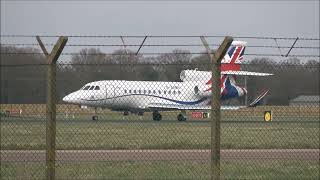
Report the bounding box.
[221,41,247,71]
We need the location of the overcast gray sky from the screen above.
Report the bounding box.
[1,1,319,37]
[1,1,319,59]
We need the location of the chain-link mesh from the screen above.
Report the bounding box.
[1,37,319,179]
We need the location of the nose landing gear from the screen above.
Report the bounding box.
[92,108,98,120]
[177,110,187,121]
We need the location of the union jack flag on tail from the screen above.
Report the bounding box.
[221,41,247,71]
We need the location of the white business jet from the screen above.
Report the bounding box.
[63,41,272,121]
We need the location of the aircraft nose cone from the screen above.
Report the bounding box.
[63,92,81,104]
[63,92,78,103]
[63,94,71,102]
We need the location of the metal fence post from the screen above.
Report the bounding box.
[36,36,68,180]
[201,36,233,180]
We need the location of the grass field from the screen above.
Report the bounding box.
[1,114,319,150]
[1,104,319,118]
[1,160,319,180]
[1,112,319,179]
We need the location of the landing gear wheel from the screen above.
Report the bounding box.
[93,108,98,121]
[152,111,162,121]
[177,114,187,121]
[123,111,129,116]
[92,116,98,121]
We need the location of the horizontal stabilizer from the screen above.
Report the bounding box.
[222,71,273,76]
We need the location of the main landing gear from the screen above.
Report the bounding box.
[152,110,162,121]
[177,110,187,121]
[123,111,144,116]
[152,110,187,121]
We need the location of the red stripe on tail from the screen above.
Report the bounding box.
[230,47,243,64]
[221,64,240,71]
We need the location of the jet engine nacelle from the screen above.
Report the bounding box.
[194,85,211,97]
[180,70,211,82]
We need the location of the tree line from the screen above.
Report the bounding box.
[1,46,319,105]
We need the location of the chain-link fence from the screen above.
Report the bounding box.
[1,36,319,179]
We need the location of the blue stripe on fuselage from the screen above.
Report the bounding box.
[82,94,208,105]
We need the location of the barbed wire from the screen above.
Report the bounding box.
[1,35,319,58]
[1,35,319,40]
[1,43,319,49]
[1,51,319,57]
[1,62,319,67]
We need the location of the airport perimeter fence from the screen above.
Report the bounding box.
[1,35,320,179]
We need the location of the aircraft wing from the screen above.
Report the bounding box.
[147,103,243,110]
[148,103,209,110]
[148,90,269,110]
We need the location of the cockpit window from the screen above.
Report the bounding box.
[83,86,90,90]
[89,86,95,90]
[94,86,100,90]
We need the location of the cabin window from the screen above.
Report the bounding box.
[138,90,141,94]
[83,86,90,90]
[158,90,161,94]
[144,90,147,94]
[153,90,156,94]
[164,91,166,94]
[124,90,127,93]
[94,86,100,90]
[178,91,181,94]
[129,90,132,93]
[173,91,176,95]
[89,86,95,90]
[134,90,136,93]
[148,90,151,94]
[168,91,171,94]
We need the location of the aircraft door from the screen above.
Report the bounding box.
[105,85,115,105]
